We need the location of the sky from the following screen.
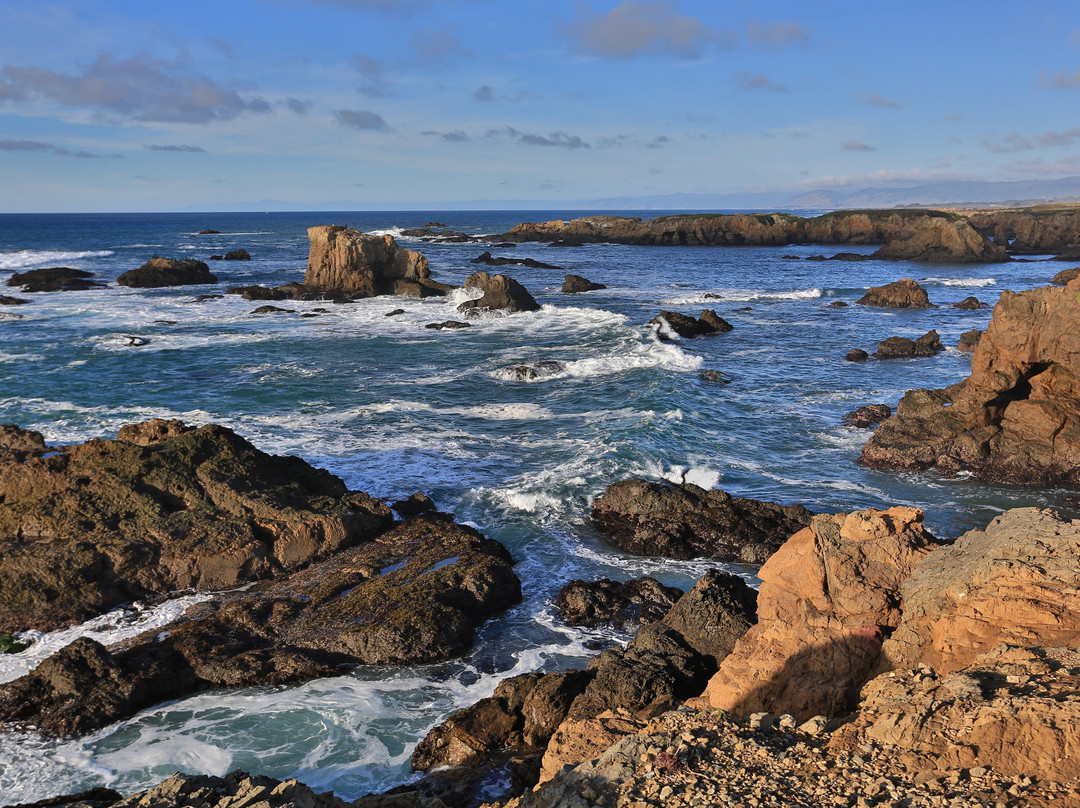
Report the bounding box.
[1,0,1079,212]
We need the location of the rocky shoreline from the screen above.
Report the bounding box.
[4,207,1080,808]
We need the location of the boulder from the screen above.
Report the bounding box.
[303,225,430,299]
[648,310,730,339]
[0,419,394,633]
[878,508,1080,674]
[561,274,606,293]
[845,348,869,362]
[7,267,105,292]
[702,507,940,720]
[117,257,217,288]
[874,330,943,358]
[554,577,683,630]
[0,515,521,737]
[251,305,294,314]
[457,272,540,313]
[0,295,29,304]
[856,278,934,308]
[843,404,892,428]
[659,569,757,663]
[861,280,1080,483]
[952,295,984,309]
[223,249,251,260]
[832,645,1080,783]
[957,328,982,353]
[590,478,813,564]
[1053,267,1080,285]
[425,320,471,330]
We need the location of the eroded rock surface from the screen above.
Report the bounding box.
[590,478,812,564]
[648,310,731,339]
[861,279,1080,483]
[304,225,439,299]
[554,577,683,630]
[117,257,218,288]
[857,278,934,308]
[561,274,605,293]
[457,272,539,313]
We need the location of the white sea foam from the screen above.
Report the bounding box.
[0,593,213,684]
[662,288,822,305]
[921,277,997,288]
[0,249,114,270]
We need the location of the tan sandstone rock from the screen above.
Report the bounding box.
[304,225,432,298]
[702,507,939,720]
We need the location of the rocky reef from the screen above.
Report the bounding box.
[862,278,1080,483]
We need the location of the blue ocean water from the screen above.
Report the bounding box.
[0,210,1074,800]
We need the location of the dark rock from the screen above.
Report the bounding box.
[874,330,943,359]
[856,278,935,308]
[391,278,453,298]
[0,516,521,737]
[251,305,295,314]
[0,295,29,305]
[226,285,287,301]
[117,257,217,288]
[590,478,813,564]
[457,272,540,313]
[806,255,827,261]
[781,254,800,260]
[660,569,757,663]
[844,404,893,428]
[829,252,873,261]
[123,335,148,347]
[846,349,869,362]
[423,221,446,228]
[952,295,985,310]
[1052,267,1080,285]
[698,309,733,333]
[829,301,848,307]
[554,577,683,630]
[425,320,471,330]
[224,249,251,260]
[209,255,224,260]
[385,308,406,317]
[507,361,566,381]
[470,251,562,270]
[7,267,105,293]
[0,419,395,634]
[198,229,221,235]
[392,492,438,518]
[561,274,606,293]
[698,369,732,383]
[958,329,982,353]
[7,785,124,808]
[648,310,728,339]
[190,293,224,302]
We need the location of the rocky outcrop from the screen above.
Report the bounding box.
[470,251,562,269]
[561,274,605,293]
[7,267,106,292]
[843,404,892,428]
[554,577,683,630]
[0,515,521,736]
[958,328,982,353]
[590,479,813,564]
[845,348,868,362]
[648,310,731,338]
[861,279,1080,483]
[0,424,47,464]
[953,295,984,309]
[117,257,218,288]
[1054,267,1080,285]
[498,210,1008,263]
[833,645,1080,783]
[874,330,943,358]
[856,278,934,308]
[224,249,251,260]
[0,419,394,633]
[457,272,540,313]
[303,225,437,299]
[968,207,1080,254]
[877,508,1080,674]
[702,507,939,720]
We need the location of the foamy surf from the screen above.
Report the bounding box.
[0,249,114,270]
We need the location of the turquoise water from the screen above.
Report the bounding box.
[0,211,1074,800]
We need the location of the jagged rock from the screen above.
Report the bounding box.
[7,267,105,292]
[470,251,562,270]
[658,569,757,663]
[554,577,683,630]
[856,278,935,308]
[843,404,892,428]
[391,492,438,518]
[878,508,1080,675]
[590,478,812,564]
[702,507,940,721]
[457,272,540,313]
[0,516,520,736]
[1053,267,1080,285]
[968,207,1080,253]
[0,419,394,633]
[303,225,431,299]
[698,369,731,383]
[118,257,217,288]
[958,328,982,353]
[224,249,251,260]
[874,330,944,358]
[952,295,984,309]
[862,279,1080,483]
[648,310,731,339]
[845,348,868,362]
[0,424,48,464]
[871,216,1009,262]
[832,645,1080,783]
[561,274,605,293]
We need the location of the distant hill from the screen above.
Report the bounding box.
[785,177,1080,210]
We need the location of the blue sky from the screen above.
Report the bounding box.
[1,0,1079,211]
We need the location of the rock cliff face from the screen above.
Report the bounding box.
[303,225,434,298]
[702,507,939,720]
[968,207,1080,253]
[499,210,1008,263]
[861,279,1080,483]
[0,419,394,633]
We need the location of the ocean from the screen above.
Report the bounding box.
[0,210,1073,801]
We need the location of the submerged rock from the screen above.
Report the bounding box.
[590,478,812,564]
[0,419,394,634]
[7,267,105,293]
[856,278,935,308]
[470,251,562,269]
[118,257,217,288]
[862,279,1080,483]
[425,320,471,330]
